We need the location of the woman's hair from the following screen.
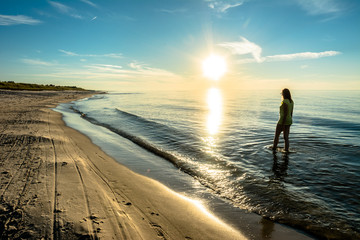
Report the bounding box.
[282,88,293,103]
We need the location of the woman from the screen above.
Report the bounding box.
[272,88,294,152]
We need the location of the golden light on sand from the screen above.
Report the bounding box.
[207,88,222,135]
[202,54,227,81]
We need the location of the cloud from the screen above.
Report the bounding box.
[21,58,56,66]
[59,49,123,58]
[91,16,97,21]
[296,0,347,20]
[80,0,97,8]
[158,8,187,14]
[59,49,78,56]
[296,0,343,15]
[219,37,341,63]
[205,0,245,13]
[218,37,263,62]
[266,51,341,62]
[129,62,143,70]
[30,62,182,89]
[87,63,181,80]
[301,65,309,69]
[0,14,42,26]
[103,53,123,58]
[48,1,83,19]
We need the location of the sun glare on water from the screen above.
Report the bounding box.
[202,54,227,81]
[207,88,222,135]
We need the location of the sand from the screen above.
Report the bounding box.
[0,90,246,239]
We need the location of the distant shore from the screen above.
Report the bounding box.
[0,90,246,239]
[0,81,90,91]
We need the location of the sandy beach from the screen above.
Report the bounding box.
[0,90,246,239]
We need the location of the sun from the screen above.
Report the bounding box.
[202,54,227,81]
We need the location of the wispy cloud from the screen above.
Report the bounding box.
[296,0,347,21]
[88,63,180,79]
[59,49,123,58]
[205,0,245,13]
[157,8,187,14]
[301,65,309,69]
[21,58,57,66]
[128,62,143,70]
[103,53,123,58]
[0,14,42,26]
[30,62,183,87]
[218,37,263,62]
[59,49,78,56]
[48,1,83,19]
[219,37,341,63]
[296,0,344,15]
[80,0,97,8]
[266,51,341,62]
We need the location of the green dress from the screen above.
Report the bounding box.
[278,99,294,125]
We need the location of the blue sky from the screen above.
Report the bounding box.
[0,0,359,91]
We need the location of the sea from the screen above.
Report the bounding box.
[55,89,360,239]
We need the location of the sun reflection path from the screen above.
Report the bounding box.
[207,87,222,135]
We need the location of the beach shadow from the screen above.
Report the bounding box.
[260,217,275,239]
[272,152,289,181]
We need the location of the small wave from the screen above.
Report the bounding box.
[114,108,201,143]
[109,92,143,95]
[71,107,250,190]
[297,115,360,132]
[115,108,145,121]
[79,94,106,102]
[71,107,200,176]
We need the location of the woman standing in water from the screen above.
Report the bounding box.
[272,88,294,152]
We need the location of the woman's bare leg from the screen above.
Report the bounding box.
[272,124,283,150]
[283,125,290,151]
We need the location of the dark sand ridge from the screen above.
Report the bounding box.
[0,90,312,239]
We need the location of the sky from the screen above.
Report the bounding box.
[0,0,359,91]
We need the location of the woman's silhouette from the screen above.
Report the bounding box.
[272,88,294,152]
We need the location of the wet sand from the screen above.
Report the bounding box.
[0,90,245,239]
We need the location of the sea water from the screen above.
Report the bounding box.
[55,89,360,239]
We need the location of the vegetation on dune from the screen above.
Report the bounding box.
[0,81,88,91]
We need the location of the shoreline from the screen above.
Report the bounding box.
[56,96,315,240]
[0,90,244,239]
[0,90,312,239]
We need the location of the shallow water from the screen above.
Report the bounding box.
[56,89,360,239]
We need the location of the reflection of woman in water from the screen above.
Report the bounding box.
[272,88,294,152]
